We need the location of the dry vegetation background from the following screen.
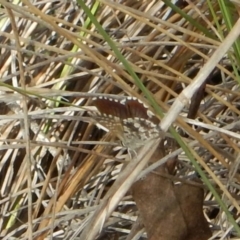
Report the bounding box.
[1,0,240,239]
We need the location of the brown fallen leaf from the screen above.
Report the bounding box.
[132,141,211,240]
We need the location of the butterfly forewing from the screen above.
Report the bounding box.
[90,96,163,149]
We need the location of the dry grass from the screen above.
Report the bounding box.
[1,0,240,239]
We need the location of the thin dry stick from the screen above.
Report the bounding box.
[79,139,160,240]
[5,7,33,239]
